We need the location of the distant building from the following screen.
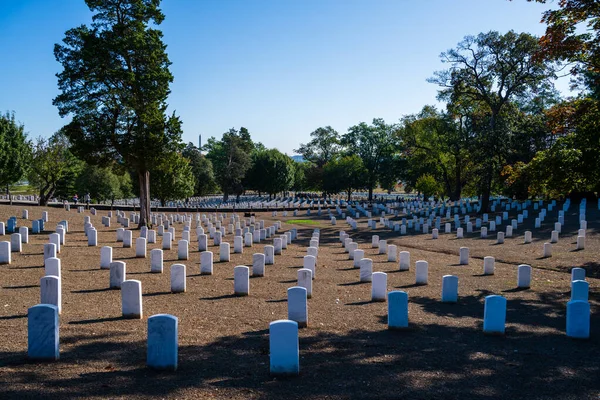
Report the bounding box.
[291,155,305,163]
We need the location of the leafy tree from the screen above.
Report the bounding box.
[150,152,195,206]
[295,126,340,168]
[400,106,469,200]
[342,118,398,201]
[532,0,600,94]
[182,142,217,196]
[204,127,254,201]
[28,132,83,205]
[294,126,340,191]
[0,112,30,204]
[75,164,132,205]
[322,155,366,201]
[415,174,443,200]
[429,30,555,211]
[53,0,183,227]
[290,161,308,192]
[246,149,295,198]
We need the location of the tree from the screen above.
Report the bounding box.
[400,106,469,200]
[532,0,600,94]
[150,152,195,206]
[53,0,183,227]
[430,31,555,211]
[204,127,254,201]
[342,118,398,201]
[246,149,295,198]
[28,132,82,205]
[75,164,132,206]
[0,112,30,204]
[415,174,443,200]
[291,161,308,192]
[295,126,340,192]
[295,126,340,167]
[322,155,366,201]
[182,142,217,196]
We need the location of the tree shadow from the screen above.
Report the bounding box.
[3,316,598,399]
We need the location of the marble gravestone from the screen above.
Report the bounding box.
[28,304,59,360]
[147,314,178,371]
[269,320,299,376]
[388,291,409,329]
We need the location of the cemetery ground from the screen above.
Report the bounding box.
[0,205,598,399]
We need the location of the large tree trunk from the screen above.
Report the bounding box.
[452,159,462,201]
[7,185,12,206]
[138,170,151,228]
[368,186,373,202]
[480,166,493,213]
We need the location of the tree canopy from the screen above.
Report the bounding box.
[53,0,182,226]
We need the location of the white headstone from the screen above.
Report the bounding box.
[399,251,410,271]
[371,272,387,302]
[415,260,428,285]
[359,258,373,282]
[483,256,495,275]
[219,242,230,262]
[170,264,186,293]
[566,300,590,339]
[234,266,249,296]
[150,249,163,273]
[297,269,312,298]
[441,275,458,303]
[303,255,316,279]
[100,246,113,269]
[387,244,397,262]
[459,247,469,265]
[44,257,61,278]
[178,240,189,260]
[121,280,143,319]
[252,253,265,277]
[200,251,213,275]
[233,236,243,253]
[287,287,308,328]
[40,276,62,314]
[517,264,532,288]
[353,249,364,268]
[110,261,126,289]
[483,295,506,335]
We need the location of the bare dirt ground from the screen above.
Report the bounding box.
[0,204,598,400]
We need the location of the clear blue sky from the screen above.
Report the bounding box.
[0,0,565,155]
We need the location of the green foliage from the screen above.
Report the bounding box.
[204,127,254,200]
[28,131,83,205]
[150,152,195,205]
[415,174,443,199]
[430,31,555,211]
[295,126,340,168]
[246,149,295,197]
[399,106,469,200]
[294,126,341,191]
[0,112,31,200]
[75,164,132,204]
[53,0,182,225]
[182,142,217,196]
[323,155,366,200]
[291,161,308,192]
[342,118,399,200]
